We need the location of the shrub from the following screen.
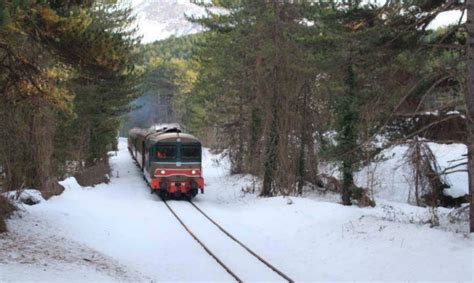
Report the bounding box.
[74,160,111,187]
[0,195,16,233]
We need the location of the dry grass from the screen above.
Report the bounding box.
[41,177,65,200]
[0,195,16,233]
[74,160,111,187]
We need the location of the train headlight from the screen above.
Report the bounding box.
[160,170,166,175]
[191,170,196,175]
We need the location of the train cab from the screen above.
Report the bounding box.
[128,126,204,199]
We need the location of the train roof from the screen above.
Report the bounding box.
[128,127,200,144]
[147,132,200,143]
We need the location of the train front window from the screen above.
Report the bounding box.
[155,145,177,161]
[181,144,201,162]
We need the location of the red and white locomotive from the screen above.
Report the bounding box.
[128,125,204,199]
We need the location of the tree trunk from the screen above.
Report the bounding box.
[236,95,245,174]
[249,106,261,174]
[261,1,281,197]
[297,82,310,195]
[262,66,280,197]
[340,64,357,206]
[466,1,474,233]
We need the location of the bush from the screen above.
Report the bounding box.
[0,195,16,233]
[351,185,376,207]
[74,160,111,187]
[41,177,65,200]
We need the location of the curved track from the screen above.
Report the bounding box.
[162,198,294,283]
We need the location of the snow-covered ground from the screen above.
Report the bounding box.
[1,138,472,282]
[354,142,468,203]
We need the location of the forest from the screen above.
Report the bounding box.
[0,0,473,280]
[133,0,473,231]
[0,0,141,231]
[0,0,473,228]
[0,0,474,282]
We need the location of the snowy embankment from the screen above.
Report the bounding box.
[354,142,468,202]
[1,138,473,282]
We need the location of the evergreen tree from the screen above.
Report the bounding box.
[0,0,140,192]
[192,0,316,195]
[336,64,359,205]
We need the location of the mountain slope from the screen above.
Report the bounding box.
[131,0,205,43]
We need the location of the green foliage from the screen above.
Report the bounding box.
[182,0,465,200]
[123,34,202,133]
[0,0,140,191]
[137,34,202,64]
[336,64,359,205]
[0,4,11,27]
[189,1,322,195]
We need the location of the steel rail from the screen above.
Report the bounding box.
[188,201,295,283]
[162,200,243,283]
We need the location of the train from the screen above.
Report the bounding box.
[127,124,204,199]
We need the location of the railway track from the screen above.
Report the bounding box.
[162,199,295,283]
[135,156,293,282]
[162,200,242,282]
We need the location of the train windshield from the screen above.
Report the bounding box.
[181,144,201,162]
[155,144,177,161]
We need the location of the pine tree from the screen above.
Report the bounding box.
[336,64,359,205]
[0,1,140,193]
[192,0,318,196]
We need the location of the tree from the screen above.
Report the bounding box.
[123,35,202,136]
[466,0,473,232]
[191,0,317,196]
[335,64,359,205]
[0,2,73,192]
[0,1,140,193]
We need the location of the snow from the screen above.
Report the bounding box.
[3,189,45,205]
[355,142,468,203]
[427,10,467,30]
[128,0,206,43]
[165,201,284,282]
[1,138,472,281]
[0,264,118,283]
[198,149,473,281]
